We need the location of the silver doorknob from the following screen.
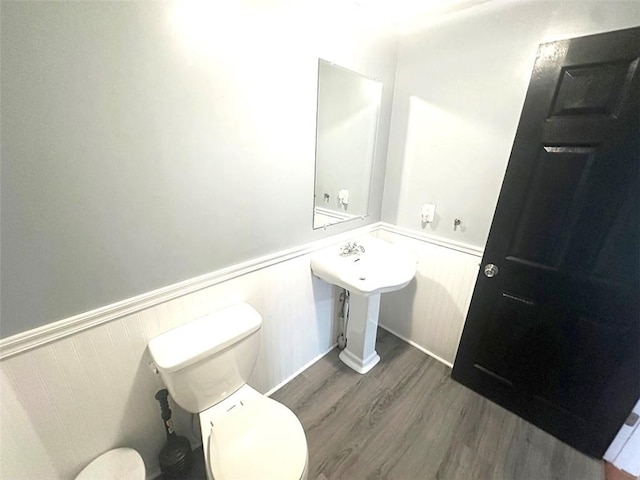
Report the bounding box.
[484,264,499,278]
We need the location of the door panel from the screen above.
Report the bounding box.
[591,185,639,285]
[452,27,640,458]
[549,60,638,119]
[509,146,595,268]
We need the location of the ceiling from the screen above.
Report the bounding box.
[352,0,495,30]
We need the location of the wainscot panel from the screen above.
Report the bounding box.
[377,226,482,366]
[0,244,344,479]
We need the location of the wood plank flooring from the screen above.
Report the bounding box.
[271,329,604,480]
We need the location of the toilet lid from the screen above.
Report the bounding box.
[75,448,145,480]
[208,397,307,480]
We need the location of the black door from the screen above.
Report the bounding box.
[451,27,640,458]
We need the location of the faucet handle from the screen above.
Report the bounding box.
[339,241,365,256]
[351,242,364,253]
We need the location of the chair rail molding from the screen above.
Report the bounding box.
[1,221,486,360]
[0,223,380,360]
[378,222,484,257]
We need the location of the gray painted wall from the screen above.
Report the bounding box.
[382,0,640,248]
[0,1,398,337]
[3,0,639,339]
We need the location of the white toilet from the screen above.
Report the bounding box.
[148,303,308,480]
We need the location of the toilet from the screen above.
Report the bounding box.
[75,448,145,480]
[148,303,308,480]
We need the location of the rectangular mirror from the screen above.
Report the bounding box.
[313,59,383,229]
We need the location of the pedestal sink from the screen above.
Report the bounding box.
[310,236,417,374]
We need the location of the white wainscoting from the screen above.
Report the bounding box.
[0,253,340,480]
[377,226,482,366]
[0,224,483,479]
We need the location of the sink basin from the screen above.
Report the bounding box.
[310,236,417,296]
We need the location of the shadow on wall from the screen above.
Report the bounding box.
[0,325,171,480]
[309,275,341,351]
[118,350,198,478]
[391,94,505,245]
[0,369,59,478]
[379,273,467,366]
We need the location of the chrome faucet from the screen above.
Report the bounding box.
[340,241,365,256]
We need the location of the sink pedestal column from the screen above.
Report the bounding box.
[339,293,381,374]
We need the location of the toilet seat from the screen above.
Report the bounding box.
[208,396,307,480]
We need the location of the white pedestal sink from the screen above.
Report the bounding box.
[310,236,417,374]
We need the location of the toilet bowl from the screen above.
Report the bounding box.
[75,448,145,480]
[148,303,308,480]
[201,386,308,480]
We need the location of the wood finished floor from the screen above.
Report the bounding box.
[271,329,604,480]
[174,329,604,479]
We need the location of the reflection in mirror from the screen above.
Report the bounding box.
[313,59,383,229]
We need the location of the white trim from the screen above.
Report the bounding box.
[146,467,162,480]
[313,206,355,221]
[0,225,380,360]
[379,324,454,368]
[379,222,485,257]
[264,343,337,397]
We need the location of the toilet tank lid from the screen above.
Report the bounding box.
[148,303,262,373]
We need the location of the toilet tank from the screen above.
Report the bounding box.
[148,303,262,413]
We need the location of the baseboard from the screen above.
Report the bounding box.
[146,467,161,480]
[265,343,338,397]
[379,324,454,368]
